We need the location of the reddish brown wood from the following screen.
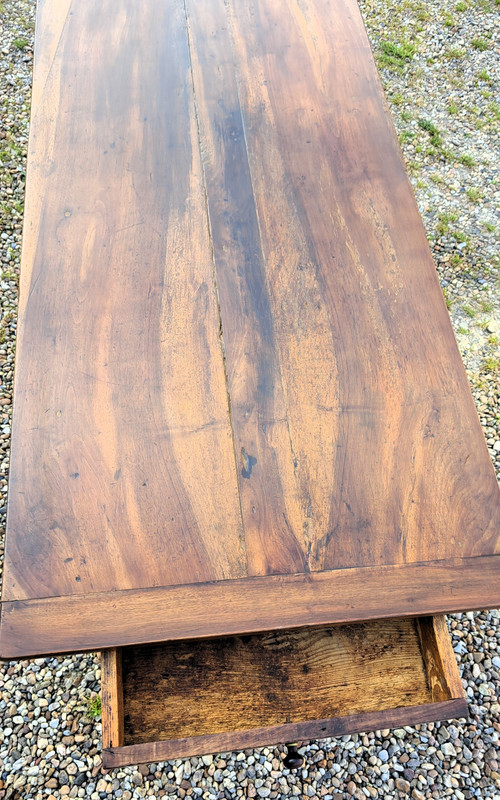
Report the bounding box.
[2,0,247,606]
[101,650,124,749]
[417,616,465,703]
[1,555,498,658]
[1,0,498,658]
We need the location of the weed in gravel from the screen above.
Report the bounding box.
[463,304,477,318]
[437,213,458,234]
[445,47,466,59]
[417,118,442,148]
[466,187,482,201]
[472,38,489,51]
[477,69,493,84]
[488,102,500,120]
[12,37,28,50]
[459,153,475,167]
[378,40,416,71]
[87,695,102,718]
[456,0,468,9]
[483,356,500,373]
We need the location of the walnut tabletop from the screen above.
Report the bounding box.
[0,0,498,659]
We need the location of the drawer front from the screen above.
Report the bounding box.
[101,616,466,768]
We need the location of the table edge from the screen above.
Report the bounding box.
[1,554,499,658]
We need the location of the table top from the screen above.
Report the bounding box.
[1,0,498,658]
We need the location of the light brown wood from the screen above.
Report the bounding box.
[1,555,498,658]
[101,649,124,749]
[121,619,439,741]
[99,615,467,767]
[1,0,499,659]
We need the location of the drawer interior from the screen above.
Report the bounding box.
[101,615,466,767]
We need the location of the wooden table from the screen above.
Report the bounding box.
[0,0,498,767]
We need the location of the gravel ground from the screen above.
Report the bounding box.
[0,0,499,798]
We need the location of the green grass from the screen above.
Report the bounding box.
[445,47,466,59]
[417,118,442,148]
[478,69,493,84]
[379,40,416,71]
[456,0,468,9]
[463,304,477,318]
[483,221,496,233]
[87,696,102,718]
[399,131,415,143]
[12,37,28,50]
[488,102,500,121]
[448,101,459,115]
[466,187,482,201]
[483,356,500,373]
[459,153,475,167]
[436,212,458,236]
[472,38,489,51]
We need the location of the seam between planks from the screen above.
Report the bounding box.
[181,0,249,574]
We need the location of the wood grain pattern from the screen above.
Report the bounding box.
[1,0,499,657]
[184,0,499,572]
[100,615,467,767]
[417,616,465,702]
[1,555,498,658]
[121,619,436,743]
[101,649,124,749]
[3,0,247,603]
[102,698,468,767]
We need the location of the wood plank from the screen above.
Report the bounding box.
[2,0,247,603]
[187,0,499,573]
[185,0,307,575]
[101,649,124,749]
[417,616,465,702]
[121,619,434,743]
[1,555,498,658]
[102,698,467,768]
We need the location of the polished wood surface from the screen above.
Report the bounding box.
[1,0,499,657]
[101,615,467,767]
[2,555,498,658]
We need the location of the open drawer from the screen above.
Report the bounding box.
[100,616,466,768]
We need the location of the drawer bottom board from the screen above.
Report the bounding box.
[101,615,466,767]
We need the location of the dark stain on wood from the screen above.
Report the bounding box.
[1,0,499,659]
